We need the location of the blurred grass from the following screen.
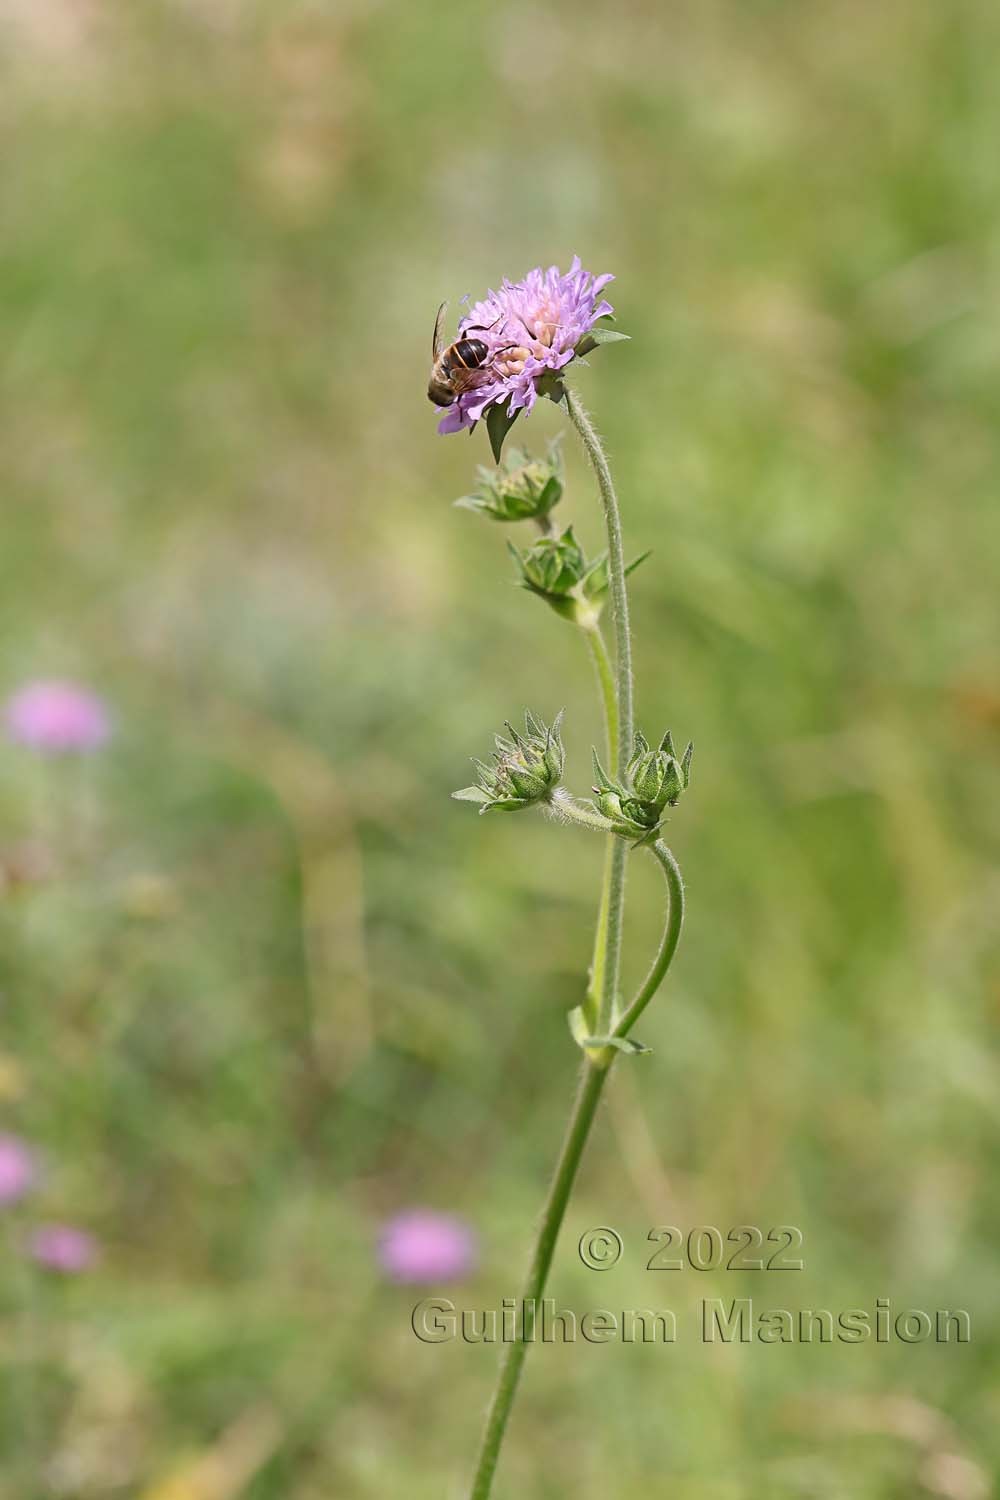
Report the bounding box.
[0,0,999,1495]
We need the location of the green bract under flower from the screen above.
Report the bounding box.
[592,730,693,842]
[453,711,565,814]
[455,442,563,524]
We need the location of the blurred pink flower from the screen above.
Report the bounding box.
[378,1209,476,1284]
[29,1224,98,1273]
[0,1135,36,1206]
[4,680,111,753]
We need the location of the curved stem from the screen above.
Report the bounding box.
[614,841,685,1039]
[564,389,633,766]
[563,393,632,1038]
[566,390,632,1034]
[466,1060,607,1500]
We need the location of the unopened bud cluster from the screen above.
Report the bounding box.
[508,527,610,625]
[453,712,565,814]
[592,731,693,841]
[455,442,563,524]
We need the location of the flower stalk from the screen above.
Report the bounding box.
[463,407,682,1499]
[438,263,690,1500]
[581,623,617,1027]
[565,389,633,1041]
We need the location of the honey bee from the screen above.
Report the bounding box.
[427,302,509,408]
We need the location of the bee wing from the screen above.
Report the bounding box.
[432,301,448,360]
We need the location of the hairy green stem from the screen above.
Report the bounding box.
[466,1059,607,1500]
[548,786,617,834]
[582,623,617,1024]
[566,388,631,1032]
[583,622,618,764]
[564,389,633,763]
[587,839,614,1027]
[601,840,627,1029]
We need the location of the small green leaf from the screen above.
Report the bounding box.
[568,1004,591,1048]
[582,1034,652,1056]
[486,399,521,463]
[452,786,490,803]
[624,549,652,578]
[575,326,632,357]
[568,1008,652,1064]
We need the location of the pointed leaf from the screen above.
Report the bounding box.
[575,326,632,357]
[592,748,615,791]
[452,786,490,804]
[583,1034,652,1056]
[624,549,652,578]
[569,1021,652,1061]
[581,553,610,600]
[486,399,521,463]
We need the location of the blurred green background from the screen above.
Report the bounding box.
[1,0,999,1496]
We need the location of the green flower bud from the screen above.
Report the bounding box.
[509,531,653,629]
[453,711,565,815]
[519,527,586,595]
[454,440,563,524]
[590,731,692,842]
[509,527,611,627]
[626,730,689,813]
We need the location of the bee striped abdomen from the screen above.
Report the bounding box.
[451,338,488,370]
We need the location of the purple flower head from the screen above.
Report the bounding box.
[436,257,614,436]
[0,1135,37,1207]
[378,1209,477,1284]
[5,681,111,754]
[29,1224,98,1274]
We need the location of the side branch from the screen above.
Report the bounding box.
[613,840,684,1038]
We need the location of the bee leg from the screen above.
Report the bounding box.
[464,311,505,336]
